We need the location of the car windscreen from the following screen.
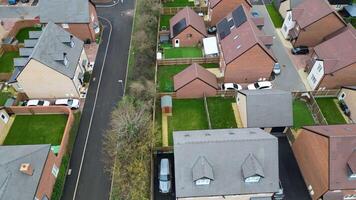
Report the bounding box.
[254,83,259,88]
[160,175,169,181]
[68,99,73,105]
[38,101,44,105]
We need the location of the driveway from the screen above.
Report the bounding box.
[153,152,176,200]
[61,1,135,200]
[272,134,311,200]
[252,5,306,92]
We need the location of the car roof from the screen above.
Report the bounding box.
[258,81,272,87]
[160,159,170,175]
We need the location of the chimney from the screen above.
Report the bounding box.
[20,163,33,176]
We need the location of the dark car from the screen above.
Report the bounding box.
[207,26,217,34]
[291,46,309,55]
[339,100,351,117]
[20,0,29,3]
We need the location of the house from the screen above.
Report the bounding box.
[0,145,58,200]
[217,5,276,84]
[173,128,279,199]
[207,0,252,26]
[281,0,346,47]
[8,22,89,99]
[305,26,356,90]
[174,63,218,98]
[292,125,356,200]
[236,90,293,132]
[0,108,10,143]
[170,7,207,47]
[0,0,99,42]
[339,86,356,121]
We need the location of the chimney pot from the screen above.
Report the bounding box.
[20,163,33,176]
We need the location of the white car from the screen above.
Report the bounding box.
[55,99,80,109]
[222,83,242,91]
[247,81,273,90]
[26,100,50,106]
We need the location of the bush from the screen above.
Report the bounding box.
[83,71,91,83]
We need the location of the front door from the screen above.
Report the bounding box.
[174,39,180,47]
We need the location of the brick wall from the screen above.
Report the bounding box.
[8,19,40,38]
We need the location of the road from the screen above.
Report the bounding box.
[61,1,135,200]
[252,5,306,92]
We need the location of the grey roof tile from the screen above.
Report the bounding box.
[24,39,38,48]
[29,31,42,39]
[19,48,33,57]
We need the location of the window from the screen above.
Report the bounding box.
[52,165,59,177]
[340,92,346,100]
[350,174,356,179]
[296,25,300,31]
[234,35,239,40]
[288,13,292,21]
[317,64,322,72]
[195,178,210,185]
[62,23,69,29]
[64,56,69,66]
[187,34,192,39]
[1,114,5,120]
[283,25,287,32]
[344,194,356,200]
[245,176,261,183]
[311,75,317,84]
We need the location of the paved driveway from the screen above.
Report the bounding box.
[61,1,135,200]
[252,6,306,92]
[153,152,176,200]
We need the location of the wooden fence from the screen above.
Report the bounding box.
[157,56,220,66]
[309,89,340,97]
[160,6,208,15]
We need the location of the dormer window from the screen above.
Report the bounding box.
[245,175,262,183]
[63,53,68,66]
[347,150,356,180]
[70,35,75,48]
[242,154,264,184]
[192,156,214,186]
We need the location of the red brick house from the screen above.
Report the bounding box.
[170,7,207,47]
[174,63,218,98]
[281,0,346,47]
[208,0,252,26]
[217,5,276,84]
[305,26,356,90]
[292,125,356,200]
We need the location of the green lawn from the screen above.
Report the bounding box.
[0,92,12,106]
[163,0,194,7]
[293,100,315,129]
[168,99,208,144]
[207,97,237,129]
[4,114,68,145]
[164,47,203,58]
[15,27,42,43]
[0,51,19,73]
[265,4,284,28]
[316,98,347,125]
[160,15,173,30]
[158,63,220,92]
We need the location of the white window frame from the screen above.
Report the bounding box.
[245,176,261,183]
[344,194,356,200]
[195,178,211,186]
[62,23,69,29]
[52,164,59,177]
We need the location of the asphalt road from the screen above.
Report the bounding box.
[61,1,135,200]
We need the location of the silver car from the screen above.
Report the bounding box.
[159,158,171,193]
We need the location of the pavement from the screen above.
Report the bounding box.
[252,5,306,92]
[60,1,135,200]
[153,152,176,200]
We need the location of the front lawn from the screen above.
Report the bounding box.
[207,97,237,129]
[164,47,203,58]
[3,114,68,145]
[293,100,315,129]
[163,0,194,7]
[15,26,42,43]
[0,51,19,73]
[160,15,173,30]
[316,97,347,125]
[265,4,284,28]
[168,99,208,144]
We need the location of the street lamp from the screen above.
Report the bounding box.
[118,79,124,91]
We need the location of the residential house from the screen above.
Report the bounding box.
[174,63,218,98]
[173,128,279,199]
[0,108,10,143]
[0,145,58,200]
[170,7,207,47]
[292,125,356,200]
[217,5,276,84]
[236,90,293,132]
[339,86,356,121]
[207,0,252,26]
[0,0,99,42]
[8,22,89,99]
[281,0,346,47]
[305,26,356,90]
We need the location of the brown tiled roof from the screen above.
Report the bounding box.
[173,63,218,91]
[313,26,356,74]
[170,7,207,38]
[303,125,356,190]
[292,0,334,29]
[348,150,356,174]
[209,0,252,9]
[218,5,276,65]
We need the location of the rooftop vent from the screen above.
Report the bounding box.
[229,132,235,135]
[184,134,190,137]
[236,45,241,49]
[20,163,33,176]
[205,133,211,136]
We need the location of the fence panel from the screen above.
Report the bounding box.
[160,6,208,15]
[157,56,220,66]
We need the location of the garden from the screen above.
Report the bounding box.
[162,0,194,7]
[163,46,203,58]
[315,97,347,125]
[0,51,19,73]
[292,99,315,129]
[15,26,42,43]
[265,3,284,28]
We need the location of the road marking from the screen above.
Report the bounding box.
[72,16,113,200]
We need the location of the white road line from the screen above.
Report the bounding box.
[72,16,113,200]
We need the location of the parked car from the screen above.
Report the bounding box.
[8,0,17,5]
[207,26,217,34]
[339,100,351,117]
[222,83,242,91]
[291,46,309,55]
[159,158,171,194]
[20,0,29,3]
[26,100,50,106]
[247,81,272,90]
[273,63,281,75]
[55,99,80,109]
